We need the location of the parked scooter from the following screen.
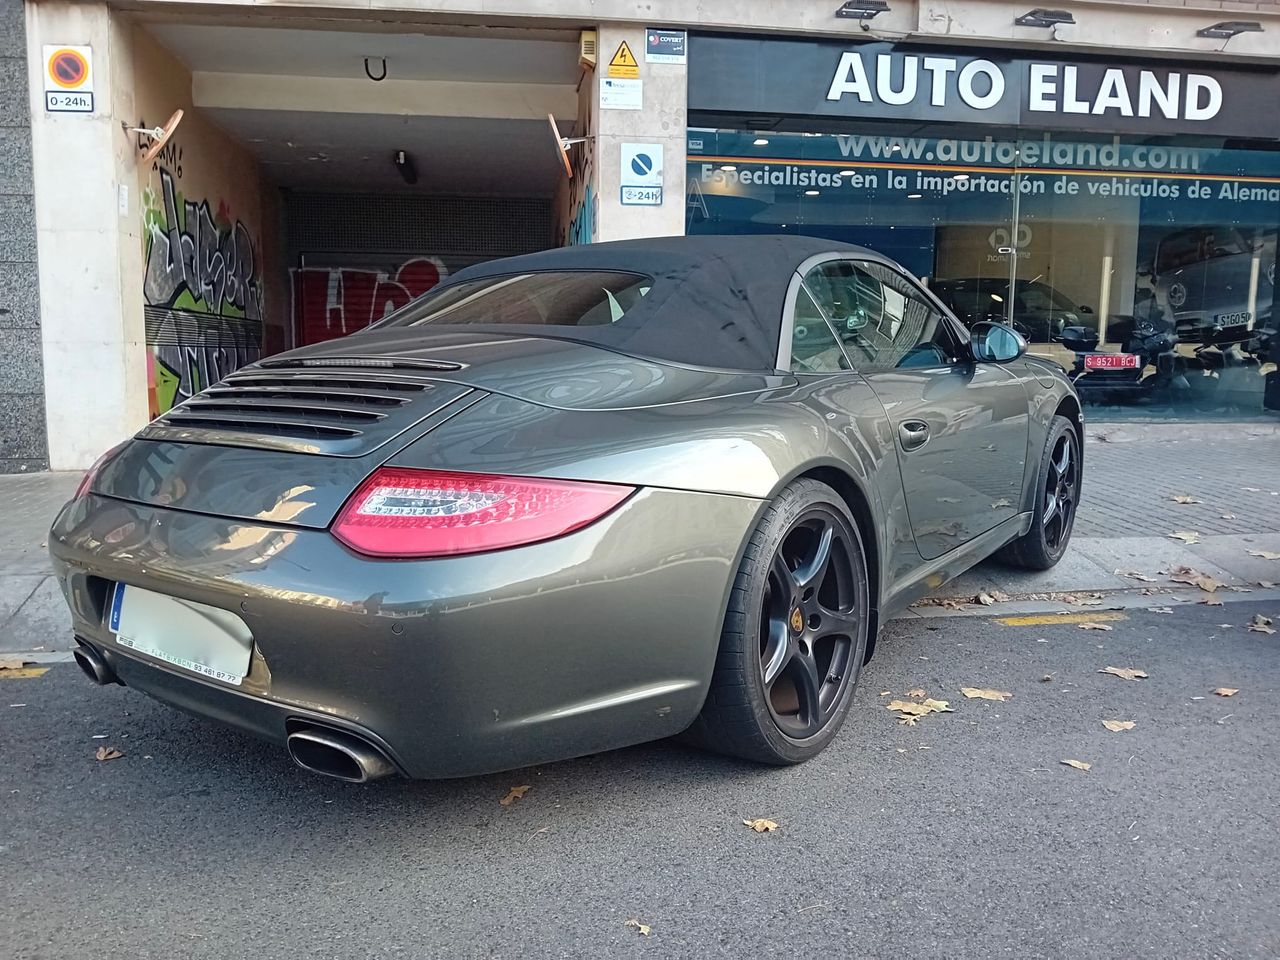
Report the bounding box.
[1058,311,1187,404]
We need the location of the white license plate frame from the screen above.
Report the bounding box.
[107,583,253,686]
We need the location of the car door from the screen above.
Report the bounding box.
[800,258,1030,561]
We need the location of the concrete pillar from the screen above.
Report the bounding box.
[591,24,686,242]
[26,0,145,470]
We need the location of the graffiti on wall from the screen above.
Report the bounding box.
[291,258,449,346]
[142,164,264,416]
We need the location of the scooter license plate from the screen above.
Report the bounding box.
[1084,353,1141,369]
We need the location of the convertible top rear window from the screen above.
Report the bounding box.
[376,271,653,330]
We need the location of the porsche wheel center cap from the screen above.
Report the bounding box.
[790,607,805,633]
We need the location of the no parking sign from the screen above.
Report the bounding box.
[43,45,94,113]
[620,142,664,206]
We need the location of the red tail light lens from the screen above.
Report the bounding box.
[331,468,635,558]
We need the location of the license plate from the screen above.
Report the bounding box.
[1215,311,1251,325]
[107,584,253,685]
[1084,353,1141,369]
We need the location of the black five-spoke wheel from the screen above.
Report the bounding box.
[685,478,871,765]
[760,512,861,738]
[1042,429,1078,553]
[997,414,1081,571]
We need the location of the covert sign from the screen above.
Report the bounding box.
[43,44,94,113]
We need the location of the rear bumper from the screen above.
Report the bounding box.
[49,488,763,779]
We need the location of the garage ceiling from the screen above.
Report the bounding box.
[146,23,581,197]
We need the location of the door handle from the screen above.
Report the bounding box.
[898,420,930,451]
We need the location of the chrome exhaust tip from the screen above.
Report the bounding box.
[72,641,119,686]
[286,727,395,783]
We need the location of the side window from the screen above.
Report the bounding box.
[802,260,960,373]
[789,286,849,374]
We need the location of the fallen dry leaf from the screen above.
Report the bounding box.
[974,590,1011,606]
[887,698,953,725]
[990,498,1012,509]
[94,746,124,762]
[1040,674,1054,683]
[1148,606,1174,615]
[1078,622,1114,631]
[961,687,1013,702]
[906,687,926,698]
[500,785,532,806]
[1249,614,1276,635]
[1168,566,1225,593]
[1247,550,1280,561]
[1101,720,1136,732]
[1100,666,1149,681]
[1117,570,1159,583]
[1061,759,1092,771]
[743,818,779,833]
[1170,495,1203,504]
[1169,531,1201,544]
[1213,687,1239,697]
[1199,598,1224,607]
[624,918,651,937]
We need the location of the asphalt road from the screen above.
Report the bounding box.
[3,601,1278,960]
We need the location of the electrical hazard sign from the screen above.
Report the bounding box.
[607,40,639,79]
[43,45,94,113]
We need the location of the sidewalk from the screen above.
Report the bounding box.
[3,422,1280,654]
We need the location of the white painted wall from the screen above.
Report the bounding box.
[27,0,146,469]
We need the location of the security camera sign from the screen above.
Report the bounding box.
[620,142,663,205]
[43,45,94,113]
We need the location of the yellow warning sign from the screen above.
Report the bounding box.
[607,40,639,79]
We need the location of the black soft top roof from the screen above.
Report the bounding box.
[430,235,872,371]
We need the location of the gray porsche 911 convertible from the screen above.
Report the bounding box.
[50,236,1082,782]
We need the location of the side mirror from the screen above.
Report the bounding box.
[970,321,1028,363]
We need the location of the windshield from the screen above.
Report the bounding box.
[374,271,653,329]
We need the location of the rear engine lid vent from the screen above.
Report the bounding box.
[141,360,473,457]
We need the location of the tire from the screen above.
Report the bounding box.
[996,414,1081,571]
[683,478,871,765]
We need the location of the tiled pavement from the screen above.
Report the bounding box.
[2,425,1278,652]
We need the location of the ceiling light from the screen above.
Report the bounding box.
[836,0,889,19]
[720,164,737,171]
[1015,8,1075,27]
[906,193,922,199]
[753,137,770,146]
[804,189,821,196]
[1196,20,1262,38]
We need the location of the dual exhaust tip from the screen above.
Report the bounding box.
[73,640,395,783]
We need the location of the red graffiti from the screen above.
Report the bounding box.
[292,258,447,346]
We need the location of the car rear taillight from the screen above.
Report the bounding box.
[331,468,635,558]
[74,442,128,499]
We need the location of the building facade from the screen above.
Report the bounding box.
[3,0,1279,472]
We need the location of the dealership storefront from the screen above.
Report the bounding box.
[686,35,1280,418]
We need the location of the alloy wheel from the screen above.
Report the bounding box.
[758,509,862,739]
[1042,431,1079,551]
